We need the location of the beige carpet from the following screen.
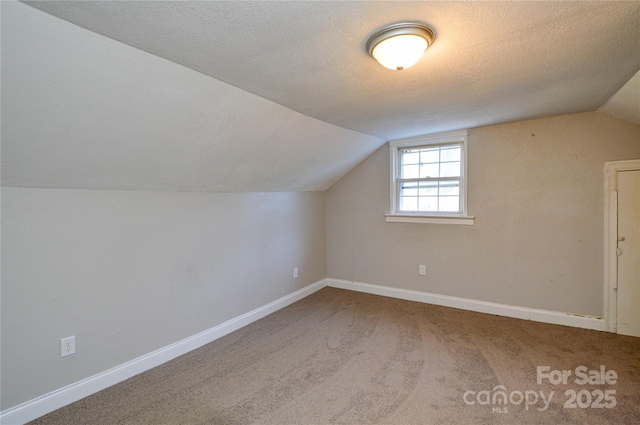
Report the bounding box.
[29,288,640,424]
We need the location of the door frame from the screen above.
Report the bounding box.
[604,159,640,333]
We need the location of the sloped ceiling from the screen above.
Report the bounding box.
[599,69,640,124]
[2,1,640,192]
[1,1,383,192]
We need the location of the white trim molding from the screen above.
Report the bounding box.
[326,278,605,332]
[385,214,475,225]
[0,280,328,425]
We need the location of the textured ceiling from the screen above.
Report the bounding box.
[23,1,640,140]
[3,1,639,194]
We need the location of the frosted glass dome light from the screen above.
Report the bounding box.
[366,23,435,71]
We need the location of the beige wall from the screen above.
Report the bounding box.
[1,188,325,409]
[327,112,640,316]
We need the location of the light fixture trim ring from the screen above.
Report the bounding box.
[366,22,435,57]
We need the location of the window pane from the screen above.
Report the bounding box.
[420,148,439,163]
[400,181,418,197]
[440,146,460,162]
[420,163,439,178]
[402,164,419,178]
[400,196,417,211]
[401,150,420,165]
[419,181,438,196]
[439,196,460,212]
[418,196,438,212]
[439,180,459,196]
[440,161,460,177]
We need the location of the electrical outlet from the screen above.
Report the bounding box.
[61,336,76,357]
[419,265,426,275]
[293,267,299,278]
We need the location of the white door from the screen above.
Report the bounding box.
[617,169,640,337]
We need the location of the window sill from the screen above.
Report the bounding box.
[385,214,475,225]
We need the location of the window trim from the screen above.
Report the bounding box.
[386,130,474,225]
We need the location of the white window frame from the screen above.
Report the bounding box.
[386,130,474,225]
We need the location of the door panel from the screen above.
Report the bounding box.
[617,169,640,337]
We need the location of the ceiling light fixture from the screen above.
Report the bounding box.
[366,23,435,71]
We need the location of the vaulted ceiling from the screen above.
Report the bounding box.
[22,0,640,138]
[2,1,639,192]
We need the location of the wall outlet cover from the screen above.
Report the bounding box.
[61,336,76,357]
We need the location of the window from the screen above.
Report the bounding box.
[386,130,474,225]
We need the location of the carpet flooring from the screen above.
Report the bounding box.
[28,287,640,424]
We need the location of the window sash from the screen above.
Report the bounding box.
[395,142,464,214]
[396,178,462,213]
[398,143,462,180]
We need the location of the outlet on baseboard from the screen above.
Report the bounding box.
[293,267,299,278]
[419,265,426,275]
[61,336,76,357]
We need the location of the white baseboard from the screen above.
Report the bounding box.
[2,278,606,424]
[0,280,328,425]
[326,278,605,331]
